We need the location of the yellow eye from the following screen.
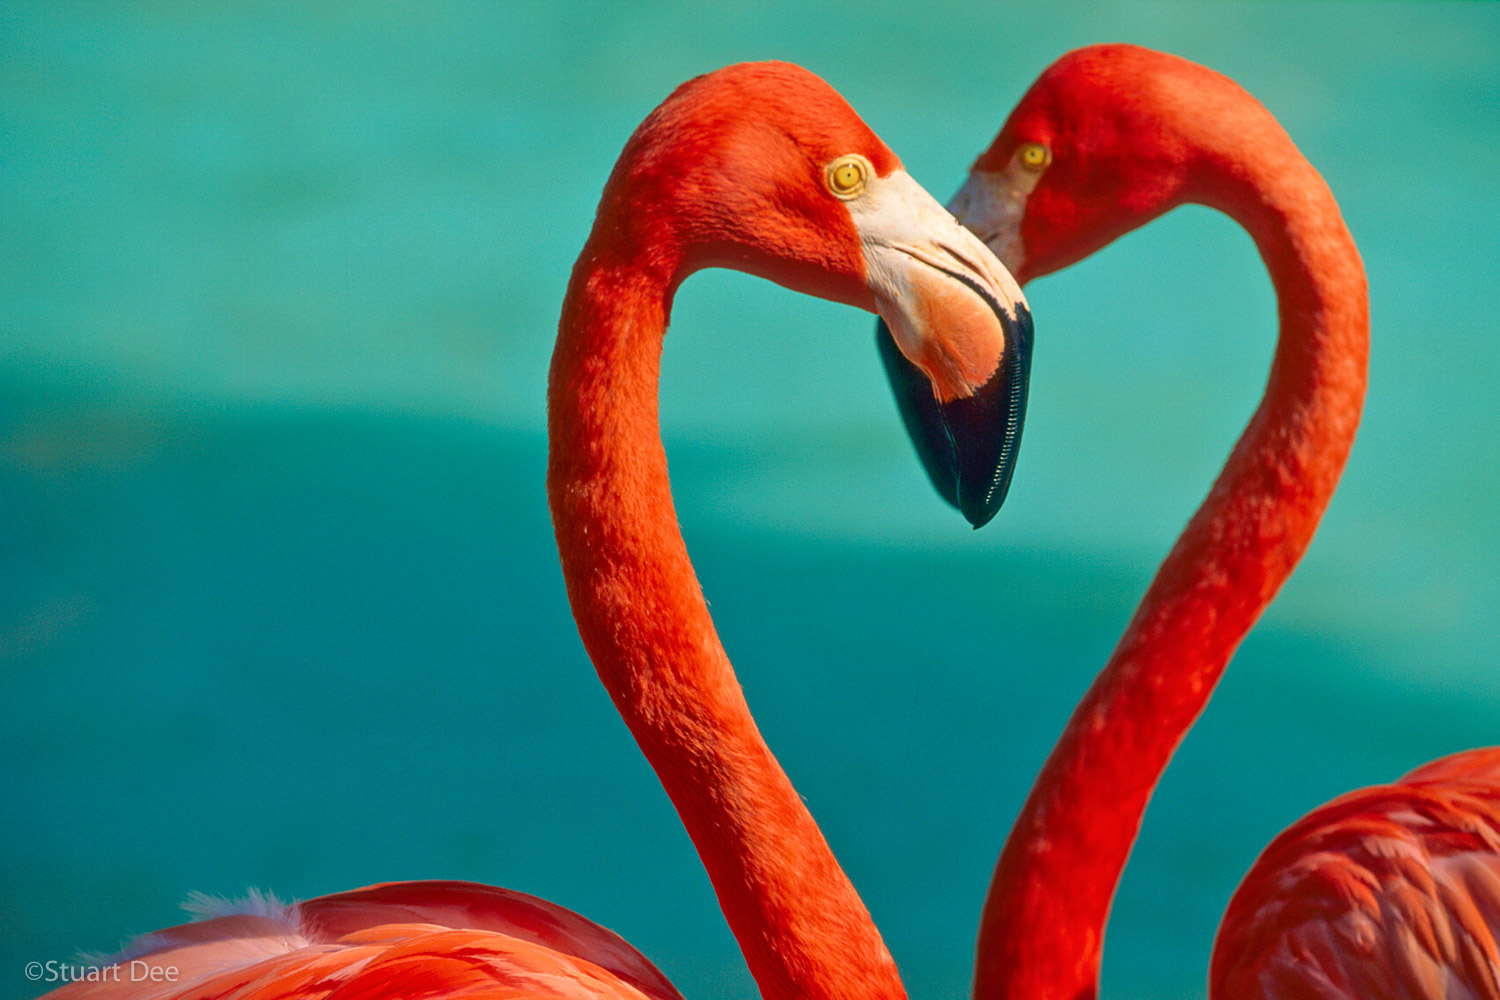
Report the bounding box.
[826,155,870,198]
[1018,142,1052,171]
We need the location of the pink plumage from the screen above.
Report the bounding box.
[40,882,683,1000]
[1214,750,1500,1000]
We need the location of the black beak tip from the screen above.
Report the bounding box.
[876,308,1033,530]
[964,496,1002,530]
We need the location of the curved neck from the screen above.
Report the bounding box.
[973,127,1369,1000]
[548,238,905,1000]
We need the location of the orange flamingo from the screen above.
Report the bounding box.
[938,44,1500,1000]
[37,62,1035,1000]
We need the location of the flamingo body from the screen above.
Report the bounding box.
[1213,749,1500,1000]
[39,61,1032,1000]
[948,44,1500,1000]
[41,882,682,1000]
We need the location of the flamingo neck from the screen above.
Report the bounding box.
[548,239,905,1000]
[974,121,1369,1000]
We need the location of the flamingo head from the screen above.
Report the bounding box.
[596,62,1033,529]
[949,44,1231,284]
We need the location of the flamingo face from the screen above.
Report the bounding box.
[947,45,1202,284]
[602,62,1035,529]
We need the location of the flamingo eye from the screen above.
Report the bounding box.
[1018,142,1052,171]
[826,155,871,198]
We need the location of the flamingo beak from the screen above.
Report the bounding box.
[853,171,1033,529]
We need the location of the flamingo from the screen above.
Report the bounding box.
[927,44,1500,1000]
[36,62,1036,1000]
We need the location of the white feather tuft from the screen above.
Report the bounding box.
[80,888,303,968]
[181,887,296,922]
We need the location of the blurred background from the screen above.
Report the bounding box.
[3,3,1497,998]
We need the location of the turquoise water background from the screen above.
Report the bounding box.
[4,3,1498,999]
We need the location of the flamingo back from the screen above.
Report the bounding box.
[37,881,685,1000]
[1210,748,1500,1000]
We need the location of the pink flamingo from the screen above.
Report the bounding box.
[37,62,1034,1000]
[943,44,1500,1000]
